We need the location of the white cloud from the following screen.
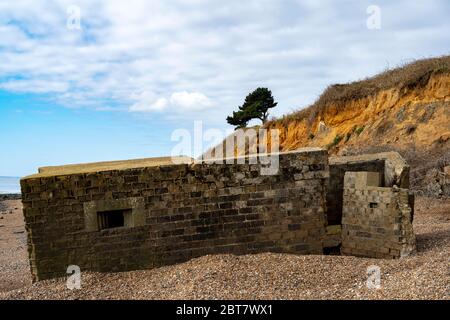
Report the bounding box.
[129,91,213,113]
[0,0,448,123]
[129,97,168,112]
[170,91,213,111]
[0,79,69,93]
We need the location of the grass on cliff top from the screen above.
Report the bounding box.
[267,55,450,127]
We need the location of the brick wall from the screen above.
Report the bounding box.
[327,159,385,225]
[341,172,416,258]
[327,152,410,226]
[21,149,329,281]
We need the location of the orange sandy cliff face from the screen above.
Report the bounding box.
[263,63,450,155]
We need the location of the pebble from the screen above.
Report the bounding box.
[0,196,449,300]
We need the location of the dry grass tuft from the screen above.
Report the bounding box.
[266,55,450,128]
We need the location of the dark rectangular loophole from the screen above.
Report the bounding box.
[97,209,130,230]
[369,202,378,208]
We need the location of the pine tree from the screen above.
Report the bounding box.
[226,88,277,129]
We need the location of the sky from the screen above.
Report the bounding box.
[0,0,449,177]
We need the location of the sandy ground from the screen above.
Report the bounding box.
[0,197,448,300]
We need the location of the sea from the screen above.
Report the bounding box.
[0,176,21,194]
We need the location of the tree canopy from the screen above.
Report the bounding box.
[226,87,277,128]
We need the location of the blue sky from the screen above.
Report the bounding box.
[0,0,449,177]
